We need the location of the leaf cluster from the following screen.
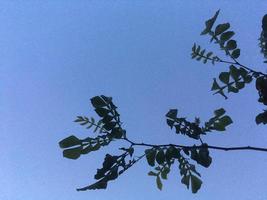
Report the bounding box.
[211,65,253,99]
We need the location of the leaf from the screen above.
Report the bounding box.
[201,10,220,35]
[148,171,158,176]
[77,179,108,191]
[243,75,252,83]
[156,176,163,190]
[102,115,113,124]
[229,65,240,80]
[190,175,202,193]
[236,81,245,89]
[211,79,220,91]
[74,116,83,122]
[81,145,93,154]
[228,85,239,93]
[111,127,123,139]
[220,116,233,127]
[214,108,226,117]
[166,119,175,128]
[145,149,157,167]
[59,135,81,148]
[166,109,178,119]
[215,23,230,35]
[226,40,237,50]
[220,31,235,42]
[156,149,165,165]
[231,48,240,59]
[161,167,170,180]
[255,111,267,125]
[103,121,116,131]
[91,96,107,108]
[219,72,230,84]
[206,52,213,57]
[63,146,82,159]
[181,175,190,189]
[212,122,225,131]
[192,43,196,51]
[189,164,201,177]
[197,147,212,168]
[95,108,110,117]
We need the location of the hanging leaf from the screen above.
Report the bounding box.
[145,149,157,167]
[219,116,233,127]
[148,171,158,176]
[63,146,82,160]
[211,79,221,91]
[156,176,163,190]
[236,81,245,89]
[231,48,240,59]
[255,111,267,125]
[161,167,170,180]
[156,149,165,165]
[59,135,81,148]
[226,40,237,50]
[201,10,220,35]
[219,72,230,84]
[181,175,190,189]
[95,108,110,117]
[166,109,178,119]
[214,108,226,117]
[215,23,230,35]
[91,96,107,108]
[228,85,239,93]
[191,175,202,194]
[220,31,235,42]
[229,65,240,80]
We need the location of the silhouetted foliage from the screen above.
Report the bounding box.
[59,10,267,194]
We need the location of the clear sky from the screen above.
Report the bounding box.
[1,1,267,200]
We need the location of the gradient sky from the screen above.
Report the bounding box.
[2,1,267,200]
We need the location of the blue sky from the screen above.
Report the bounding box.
[1,1,267,199]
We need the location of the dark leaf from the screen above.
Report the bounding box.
[220,31,235,42]
[243,75,253,83]
[255,111,267,125]
[95,108,110,117]
[91,96,107,108]
[228,85,239,93]
[214,108,226,117]
[156,149,165,165]
[190,175,202,193]
[148,171,158,176]
[161,167,170,180]
[103,121,116,131]
[215,23,230,35]
[201,10,220,35]
[145,149,157,167]
[211,79,221,91]
[220,115,233,127]
[231,48,240,59]
[77,179,108,191]
[166,119,175,128]
[219,72,230,84]
[111,128,123,139]
[212,122,225,131]
[63,146,82,160]
[181,175,190,189]
[166,109,178,119]
[156,176,163,190]
[236,81,245,89]
[59,135,81,148]
[226,40,237,50]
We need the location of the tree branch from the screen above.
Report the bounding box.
[123,138,267,152]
